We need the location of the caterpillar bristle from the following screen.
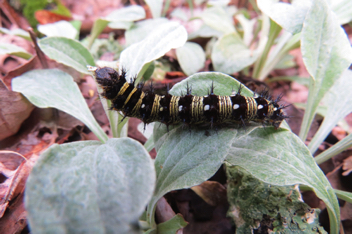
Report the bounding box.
[186,82,192,95]
[210,81,215,95]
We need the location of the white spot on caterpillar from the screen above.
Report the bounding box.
[204,95,209,98]
[254,93,259,98]
[274,107,278,111]
[160,107,163,112]
[233,104,240,110]
[141,104,145,108]
[258,104,263,110]
[204,105,210,111]
[179,105,183,112]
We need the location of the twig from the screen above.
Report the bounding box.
[28,28,49,69]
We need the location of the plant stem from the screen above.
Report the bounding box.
[252,18,281,79]
[298,78,316,142]
[315,134,352,164]
[258,32,300,81]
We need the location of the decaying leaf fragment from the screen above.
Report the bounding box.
[0,80,34,141]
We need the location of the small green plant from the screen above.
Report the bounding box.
[3,0,352,233]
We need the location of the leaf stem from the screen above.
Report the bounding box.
[298,78,316,141]
[315,134,352,164]
[252,18,281,80]
[258,32,300,81]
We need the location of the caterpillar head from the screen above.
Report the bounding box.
[95,67,125,85]
[93,67,127,100]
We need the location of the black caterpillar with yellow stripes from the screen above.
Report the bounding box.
[93,67,287,129]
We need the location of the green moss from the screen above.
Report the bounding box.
[225,164,327,234]
[19,0,71,28]
[20,0,48,28]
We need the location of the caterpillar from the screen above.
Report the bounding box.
[90,66,287,129]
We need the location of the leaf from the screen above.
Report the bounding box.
[274,54,295,69]
[335,189,352,204]
[37,20,78,39]
[0,151,27,217]
[38,37,95,74]
[35,10,72,25]
[144,0,163,18]
[169,72,253,97]
[107,5,146,29]
[188,24,223,40]
[11,69,108,142]
[257,0,312,34]
[176,42,206,76]
[225,128,340,234]
[144,136,155,153]
[191,181,226,206]
[0,43,32,60]
[299,0,352,141]
[70,20,82,37]
[125,18,169,46]
[143,61,155,80]
[199,6,235,34]
[207,0,233,7]
[170,8,188,21]
[88,6,146,49]
[0,80,34,140]
[137,121,155,151]
[137,122,155,140]
[211,32,259,74]
[148,126,238,226]
[25,138,155,234]
[0,27,31,41]
[257,31,301,81]
[50,1,71,17]
[120,21,187,81]
[157,214,188,234]
[145,229,156,234]
[88,18,109,49]
[308,70,352,154]
[108,21,133,30]
[331,0,352,25]
[315,133,352,165]
[236,14,256,46]
[105,5,146,22]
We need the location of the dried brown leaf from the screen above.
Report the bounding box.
[0,150,40,234]
[342,156,352,176]
[191,181,227,207]
[0,151,26,218]
[0,80,34,140]
[35,10,72,24]
[1,55,40,89]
